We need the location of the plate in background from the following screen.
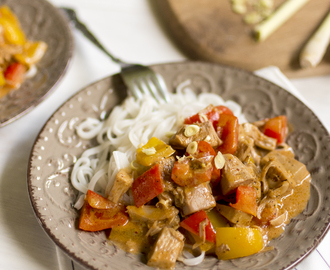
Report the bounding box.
[0,0,73,127]
[27,61,330,270]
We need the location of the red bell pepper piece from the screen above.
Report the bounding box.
[190,141,221,187]
[191,140,216,158]
[215,105,234,116]
[4,62,26,88]
[184,105,233,125]
[79,191,128,232]
[79,202,128,232]
[132,164,164,207]
[263,115,287,144]
[229,186,258,217]
[86,190,119,209]
[180,210,216,243]
[215,114,239,155]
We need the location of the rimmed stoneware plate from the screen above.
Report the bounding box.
[0,0,73,127]
[28,61,330,270]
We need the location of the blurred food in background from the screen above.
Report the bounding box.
[155,0,330,77]
[0,5,47,98]
[229,0,330,68]
[230,0,275,25]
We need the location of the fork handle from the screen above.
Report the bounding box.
[61,7,130,69]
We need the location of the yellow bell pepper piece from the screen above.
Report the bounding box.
[185,209,228,254]
[207,208,229,229]
[0,6,25,45]
[14,41,47,65]
[0,71,6,86]
[136,137,175,166]
[215,227,263,260]
[0,6,19,25]
[189,232,215,253]
[0,71,7,98]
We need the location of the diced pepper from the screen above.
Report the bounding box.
[184,105,217,125]
[136,137,175,166]
[171,156,213,187]
[86,190,121,210]
[0,6,19,25]
[0,71,6,97]
[206,208,229,229]
[14,41,47,66]
[132,164,164,207]
[215,105,234,116]
[0,6,25,45]
[0,71,6,86]
[184,105,233,126]
[215,227,263,260]
[79,201,128,232]
[215,114,239,155]
[180,210,216,243]
[263,115,287,144]
[126,205,179,223]
[190,141,221,187]
[191,140,216,158]
[4,62,26,88]
[189,233,215,252]
[229,186,258,216]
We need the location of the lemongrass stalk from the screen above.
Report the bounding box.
[300,11,330,68]
[254,0,311,42]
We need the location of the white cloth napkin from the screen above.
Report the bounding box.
[254,66,330,270]
[255,66,307,103]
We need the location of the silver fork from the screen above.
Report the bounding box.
[61,7,170,103]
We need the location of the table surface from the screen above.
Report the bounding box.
[0,1,329,270]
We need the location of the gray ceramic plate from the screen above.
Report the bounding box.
[28,62,330,270]
[0,0,73,127]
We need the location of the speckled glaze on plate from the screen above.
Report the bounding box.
[0,0,73,127]
[27,62,330,270]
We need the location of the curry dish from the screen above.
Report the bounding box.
[0,6,47,98]
[77,104,311,269]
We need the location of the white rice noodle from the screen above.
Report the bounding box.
[73,193,86,210]
[178,248,205,266]
[87,167,108,192]
[197,92,225,105]
[71,87,245,202]
[25,65,37,78]
[76,117,104,140]
[71,157,93,194]
[81,142,111,158]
